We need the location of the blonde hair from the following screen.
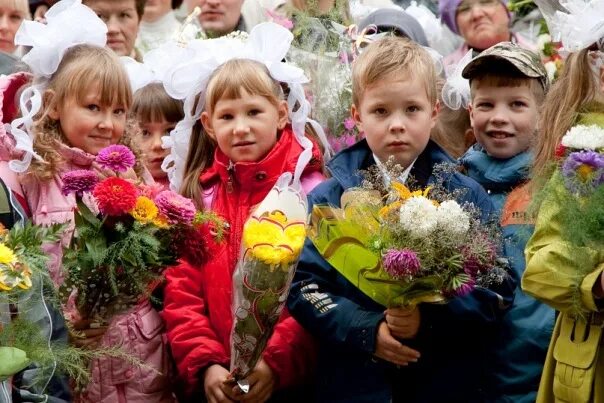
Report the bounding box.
[29,44,133,181]
[532,49,599,181]
[352,36,437,107]
[431,78,472,158]
[132,82,184,124]
[0,0,30,19]
[180,59,284,206]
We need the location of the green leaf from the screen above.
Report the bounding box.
[76,199,101,227]
[0,347,30,378]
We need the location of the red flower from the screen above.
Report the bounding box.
[555,143,566,159]
[93,177,138,216]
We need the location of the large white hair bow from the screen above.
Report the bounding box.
[8,0,107,173]
[152,22,332,191]
[534,0,604,53]
[441,50,472,110]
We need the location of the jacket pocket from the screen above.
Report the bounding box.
[552,314,602,402]
[131,304,171,394]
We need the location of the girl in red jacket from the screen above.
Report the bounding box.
[162,58,325,403]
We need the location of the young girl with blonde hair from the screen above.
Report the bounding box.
[161,24,324,402]
[521,1,604,401]
[0,3,172,401]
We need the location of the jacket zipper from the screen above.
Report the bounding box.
[226,161,235,193]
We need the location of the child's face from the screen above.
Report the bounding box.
[469,84,539,159]
[50,85,127,155]
[139,119,173,179]
[0,0,27,53]
[201,89,288,163]
[351,76,438,169]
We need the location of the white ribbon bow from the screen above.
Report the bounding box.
[154,22,332,191]
[441,49,472,110]
[9,0,108,173]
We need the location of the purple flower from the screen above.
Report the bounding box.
[462,240,496,276]
[343,118,356,131]
[154,190,196,225]
[96,145,136,173]
[382,249,421,279]
[451,276,475,297]
[562,151,604,194]
[61,170,99,196]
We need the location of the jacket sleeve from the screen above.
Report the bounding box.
[162,261,229,389]
[262,309,317,389]
[287,238,385,355]
[522,174,604,314]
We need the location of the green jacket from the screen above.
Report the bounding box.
[522,109,604,403]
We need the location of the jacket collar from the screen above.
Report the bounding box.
[200,125,322,192]
[56,141,96,169]
[460,144,532,193]
[327,138,452,189]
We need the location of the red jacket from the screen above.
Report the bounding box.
[162,126,323,396]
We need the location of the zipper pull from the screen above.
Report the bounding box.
[226,160,235,193]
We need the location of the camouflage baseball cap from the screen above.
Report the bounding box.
[462,42,549,91]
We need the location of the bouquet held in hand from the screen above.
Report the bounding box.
[60,145,222,323]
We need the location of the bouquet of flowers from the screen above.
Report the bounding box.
[229,173,307,391]
[59,145,222,323]
[309,165,507,307]
[540,123,604,248]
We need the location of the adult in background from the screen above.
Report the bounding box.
[439,0,534,67]
[83,0,146,59]
[136,0,182,55]
[184,0,268,38]
[0,0,30,61]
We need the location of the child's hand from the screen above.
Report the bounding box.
[385,307,421,339]
[233,359,276,403]
[203,364,236,403]
[374,321,421,366]
[68,319,107,349]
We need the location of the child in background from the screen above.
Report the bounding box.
[459,42,554,402]
[0,37,172,403]
[522,5,604,401]
[162,57,323,403]
[287,36,515,403]
[132,82,183,188]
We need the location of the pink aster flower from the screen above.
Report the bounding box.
[154,190,196,225]
[61,170,99,196]
[343,117,356,131]
[382,249,421,279]
[451,276,475,297]
[96,145,136,173]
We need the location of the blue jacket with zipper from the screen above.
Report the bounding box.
[460,145,555,403]
[288,139,516,403]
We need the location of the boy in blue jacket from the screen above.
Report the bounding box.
[459,42,555,403]
[287,37,516,403]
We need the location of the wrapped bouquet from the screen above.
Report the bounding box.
[229,174,307,391]
[309,165,507,307]
[60,145,222,323]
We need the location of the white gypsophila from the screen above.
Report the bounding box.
[436,200,470,236]
[560,124,604,150]
[399,196,439,238]
[544,61,557,82]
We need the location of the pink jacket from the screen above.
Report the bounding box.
[0,74,173,403]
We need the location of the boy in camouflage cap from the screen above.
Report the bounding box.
[459,41,554,403]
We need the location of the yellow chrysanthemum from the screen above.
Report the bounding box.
[243,216,306,265]
[391,182,432,201]
[152,214,170,229]
[379,201,402,218]
[130,196,159,223]
[0,243,16,265]
[0,262,31,291]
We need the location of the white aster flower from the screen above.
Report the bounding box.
[399,196,438,238]
[544,61,557,82]
[561,124,604,150]
[436,200,470,236]
[537,33,552,52]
